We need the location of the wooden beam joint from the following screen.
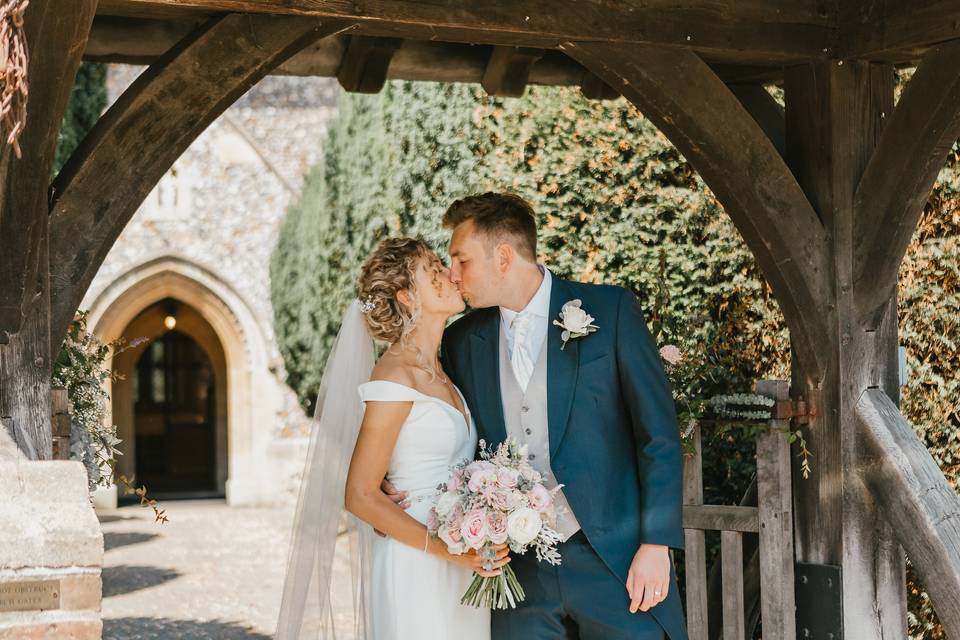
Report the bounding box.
[337,34,401,94]
[481,45,543,98]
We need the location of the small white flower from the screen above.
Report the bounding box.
[553,299,598,350]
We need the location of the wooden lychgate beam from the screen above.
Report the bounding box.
[337,34,402,94]
[481,46,544,98]
[839,1,960,59]
[562,41,831,377]
[852,40,960,325]
[48,16,353,348]
[856,389,960,637]
[96,0,835,64]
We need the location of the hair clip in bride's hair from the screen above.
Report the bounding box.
[358,297,376,314]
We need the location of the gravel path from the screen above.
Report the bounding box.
[99,499,298,639]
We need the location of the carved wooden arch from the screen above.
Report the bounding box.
[852,40,960,325]
[562,41,831,378]
[48,14,354,348]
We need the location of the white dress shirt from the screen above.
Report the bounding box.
[500,266,552,390]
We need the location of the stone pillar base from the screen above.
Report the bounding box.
[0,450,104,639]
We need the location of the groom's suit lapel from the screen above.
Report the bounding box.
[547,277,579,459]
[468,309,508,447]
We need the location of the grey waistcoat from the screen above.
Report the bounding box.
[498,325,581,540]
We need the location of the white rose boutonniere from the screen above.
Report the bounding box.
[553,299,598,350]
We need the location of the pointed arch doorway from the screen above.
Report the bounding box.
[116,297,227,500]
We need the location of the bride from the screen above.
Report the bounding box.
[275,237,509,640]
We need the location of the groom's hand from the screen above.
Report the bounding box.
[626,544,670,613]
[373,478,410,538]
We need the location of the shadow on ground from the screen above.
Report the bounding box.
[98,513,141,524]
[103,617,272,639]
[104,531,161,552]
[102,565,181,598]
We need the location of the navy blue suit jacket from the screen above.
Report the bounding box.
[440,277,687,639]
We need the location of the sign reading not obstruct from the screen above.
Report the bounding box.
[0,579,61,612]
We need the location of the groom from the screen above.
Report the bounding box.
[437,192,687,640]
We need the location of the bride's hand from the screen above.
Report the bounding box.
[448,543,511,577]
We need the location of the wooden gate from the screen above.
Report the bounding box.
[681,380,795,640]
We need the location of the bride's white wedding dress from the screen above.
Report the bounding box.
[358,380,491,640]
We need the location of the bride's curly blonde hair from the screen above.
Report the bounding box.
[356,237,435,345]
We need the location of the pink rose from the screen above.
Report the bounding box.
[468,468,498,493]
[488,487,516,512]
[527,483,553,512]
[659,344,683,365]
[460,508,489,549]
[448,471,464,492]
[496,467,520,489]
[487,511,508,544]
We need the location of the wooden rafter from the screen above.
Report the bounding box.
[856,389,960,637]
[337,34,402,94]
[481,46,544,98]
[93,0,834,65]
[47,16,353,348]
[852,39,960,324]
[563,41,830,376]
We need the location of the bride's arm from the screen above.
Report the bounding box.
[344,399,509,576]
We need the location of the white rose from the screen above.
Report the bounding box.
[435,491,459,517]
[507,507,543,546]
[561,301,594,334]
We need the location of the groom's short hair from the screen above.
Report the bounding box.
[442,192,537,261]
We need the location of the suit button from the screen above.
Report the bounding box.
[525,428,532,436]
[521,406,529,413]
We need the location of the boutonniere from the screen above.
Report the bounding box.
[553,299,599,350]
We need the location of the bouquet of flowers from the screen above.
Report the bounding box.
[427,438,564,609]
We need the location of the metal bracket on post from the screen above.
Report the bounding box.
[795,562,843,639]
[772,394,818,425]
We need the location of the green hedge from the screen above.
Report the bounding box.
[53,62,107,176]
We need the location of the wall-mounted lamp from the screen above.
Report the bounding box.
[163,300,177,331]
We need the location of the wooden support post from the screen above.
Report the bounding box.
[49,16,352,351]
[784,60,907,639]
[0,0,98,460]
[682,422,708,640]
[337,34,402,94]
[481,45,543,98]
[754,380,796,640]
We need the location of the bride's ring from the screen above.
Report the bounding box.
[654,589,662,596]
[483,561,494,572]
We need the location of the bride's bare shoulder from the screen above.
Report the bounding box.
[369,352,416,388]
